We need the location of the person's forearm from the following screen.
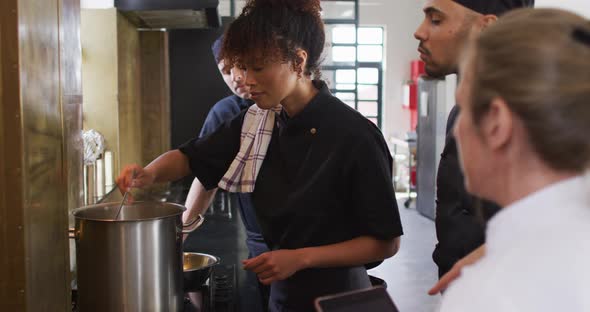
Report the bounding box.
[297,236,400,269]
[183,178,217,223]
[144,150,192,184]
[428,243,486,295]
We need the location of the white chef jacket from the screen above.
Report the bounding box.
[440,172,590,312]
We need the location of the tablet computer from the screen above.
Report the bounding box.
[314,286,399,312]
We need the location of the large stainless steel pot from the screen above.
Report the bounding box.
[70,201,203,312]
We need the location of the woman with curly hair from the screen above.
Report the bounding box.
[117,0,403,310]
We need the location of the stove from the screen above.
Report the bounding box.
[209,264,237,312]
[184,264,237,312]
[183,284,211,312]
[72,264,237,312]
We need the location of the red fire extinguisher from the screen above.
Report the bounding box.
[404,60,425,131]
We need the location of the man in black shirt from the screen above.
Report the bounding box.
[414,0,534,279]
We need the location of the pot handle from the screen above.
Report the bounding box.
[182,214,204,234]
[68,228,76,239]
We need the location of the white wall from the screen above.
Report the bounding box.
[535,0,590,18]
[360,0,424,140]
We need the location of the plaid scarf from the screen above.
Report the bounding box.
[218,104,282,192]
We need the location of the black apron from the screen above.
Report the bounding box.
[268,266,371,312]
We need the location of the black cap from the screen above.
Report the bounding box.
[453,0,534,16]
[211,34,223,64]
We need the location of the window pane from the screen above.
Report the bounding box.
[321,1,355,20]
[325,25,355,45]
[322,70,336,89]
[358,85,379,100]
[335,69,356,84]
[332,26,356,44]
[322,49,355,66]
[235,0,247,13]
[218,0,231,16]
[358,27,383,44]
[357,68,379,84]
[344,101,355,108]
[357,45,383,62]
[335,92,355,101]
[335,83,356,90]
[368,117,379,125]
[358,101,378,116]
[332,46,356,63]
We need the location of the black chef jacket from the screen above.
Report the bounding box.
[179,80,403,252]
[433,105,501,277]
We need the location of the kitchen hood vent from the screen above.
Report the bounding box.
[115,0,220,29]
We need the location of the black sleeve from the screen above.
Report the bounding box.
[446,105,460,135]
[433,132,501,276]
[349,126,404,240]
[178,110,245,190]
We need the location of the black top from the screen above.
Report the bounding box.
[433,105,501,277]
[180,81,403,250]
[198,95,265,241]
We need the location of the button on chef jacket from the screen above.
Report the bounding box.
[179,80,403,251]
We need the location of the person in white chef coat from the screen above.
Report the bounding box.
[440,7,590,312]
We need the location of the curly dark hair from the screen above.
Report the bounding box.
[219,0,325,79]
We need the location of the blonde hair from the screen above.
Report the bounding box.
[471,8,590,172]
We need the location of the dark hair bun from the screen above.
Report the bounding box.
[223,0,326,79]
[244,0,321,15]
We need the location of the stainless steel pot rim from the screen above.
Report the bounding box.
[183,252,221,272]
[72,201,186,222]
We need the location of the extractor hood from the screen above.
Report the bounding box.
[115,0,220,29]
